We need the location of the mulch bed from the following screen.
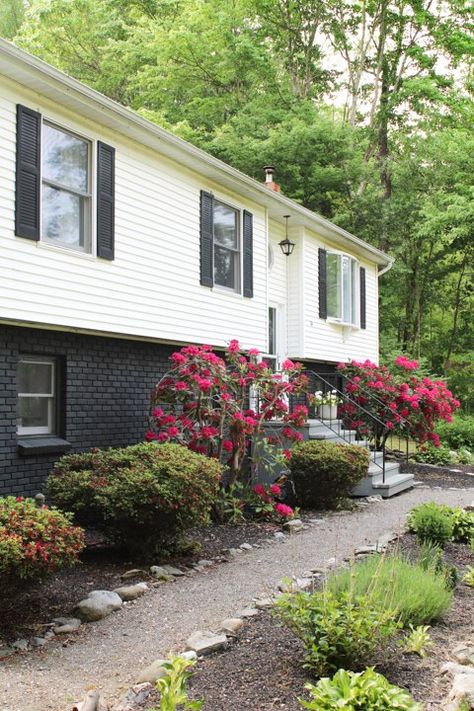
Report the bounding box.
[406,461,474,489]
[0,519,285,643]
[155,532,474,711]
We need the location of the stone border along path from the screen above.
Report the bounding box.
[1,487,473,711]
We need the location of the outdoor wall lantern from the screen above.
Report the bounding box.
[279,215,295,256]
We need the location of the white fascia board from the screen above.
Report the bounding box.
[0,39,393,269]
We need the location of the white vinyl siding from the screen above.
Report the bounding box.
[0,79,267,352]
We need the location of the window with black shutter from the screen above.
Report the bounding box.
[199,193,253,297]
[15,104,115,259]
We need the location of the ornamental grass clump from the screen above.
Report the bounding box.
[274,589,400,677]
[47,442,221,557]
[301,668,422,710]
[289,440,369,509]
[0,496,84,592]
[328,553,453,627]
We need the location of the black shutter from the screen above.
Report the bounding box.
[318,248,327,319]
[360,266,367,329]
[96,141,115,260]
[200,190,214,287]
[15,105,41,241]
[242,209,253,298]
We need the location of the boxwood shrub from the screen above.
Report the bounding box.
[0,496,84,592]
[47,442,222,556]
[289,440,369,509]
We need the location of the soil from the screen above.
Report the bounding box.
[406,461,474,489]
[152,533,474,711]
[0,519,285,643]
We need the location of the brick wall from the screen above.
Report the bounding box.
[0,325,176,496]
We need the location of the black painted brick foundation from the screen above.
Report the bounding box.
[0,325,176,496]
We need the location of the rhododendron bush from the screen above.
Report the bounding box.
[0,496,84,591]
[146,340,309,485]
[338,357,461,449]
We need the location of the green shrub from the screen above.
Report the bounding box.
[408,502,474,544]
[301,668,422,710]
[412,444,453,466]
[0,496,84,590]
[407,502,454,547]
[418,542,457,589]
[289,440,369,509]
[435,415,474,450]
[328,554,453,627]
[47,443,222,557]
[274,589,399,677]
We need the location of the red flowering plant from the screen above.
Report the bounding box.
[337,357,461,450]
[249,483,296,521]
[146,340,309,486]
[0,496,85,592]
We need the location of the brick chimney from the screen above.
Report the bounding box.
[263,165,281,193]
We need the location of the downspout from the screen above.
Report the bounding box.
[377,259,394,277]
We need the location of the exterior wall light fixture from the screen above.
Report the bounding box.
[279,215,295,256]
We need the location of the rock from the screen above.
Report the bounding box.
[160,565,185,577]
[254,597,274,609]
[452,644,474,666]
[447,673,474,708]
[325,557,337,569]
[376,532,397,550]
[136,659,167,684]
[30,637,47,648]
[240,543,253,551]
[195,559,213,568]
[226,548,243,557]
[0,646,14,658]
[441,662,474,676]
[283,519,304,533]
[355,544,378,555]
[239,608,259,618]
[113,582,148,601]
[53,617,82,634]
[296,577,313,591]
[12,639,29,651]
[74,590,123,622]
[466,501,474,512]
[366,495,383,503]
[120,568,145,581]
[308,517,324,524]
[114,682,153,711]
[179,650,198,661]
[150,566,173,581]
[186,630,227,655]
[274,532,285,540]
[220,618,244,634]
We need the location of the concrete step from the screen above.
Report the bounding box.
[368,460,399,476]
[372,472,415,497]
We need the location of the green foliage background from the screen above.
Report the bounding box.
[2,0,473,407]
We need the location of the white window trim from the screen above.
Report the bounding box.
[40,119,96,256]
[17,357,56,436]
[326,250,360,328]
[212,198,242,295]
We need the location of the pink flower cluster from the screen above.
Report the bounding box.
[252,483,294,519]
[146,340,309,484]
[338,356,460,447]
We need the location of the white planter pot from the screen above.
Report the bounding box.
[320,404,338,420]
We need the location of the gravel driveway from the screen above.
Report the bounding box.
[1,487,473,711]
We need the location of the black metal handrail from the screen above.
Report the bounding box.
[311,370,411,469]
[298,370,392,483]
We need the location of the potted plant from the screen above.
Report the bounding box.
[313,390,341,420]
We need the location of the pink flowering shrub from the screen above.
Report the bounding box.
[250,483,295,520]
[338,357,461,449]
[147,341,309,485]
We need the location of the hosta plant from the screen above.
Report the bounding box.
[301,668,423,710]
[402,625,432,657]
[0,496,84,590]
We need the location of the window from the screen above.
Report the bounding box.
[327,253,359,326]
[213,200,240,291]
[17,357,56,436]
[42,123,91,252]
[264,307,278,371]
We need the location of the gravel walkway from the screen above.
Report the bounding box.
[1,487,473,711]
